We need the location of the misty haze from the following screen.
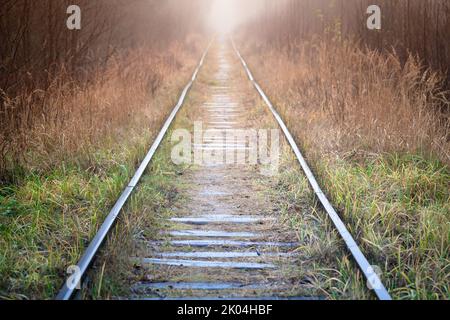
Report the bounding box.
[0,0,449,303]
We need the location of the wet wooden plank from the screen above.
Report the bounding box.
[193,147,250,151]
[201,140,248,144]
[206,118,241,121]
[193,144,248,148]
[154,251,293,259]
[136,258,276,269]
[132,282,268,291]
[129,296,324,301]
[208,113,240,116]
[149,240,299,248]
[203,106,238,109]
[199,191,231,196]
[168,230,258,238]
[207,121,238,125]
[204,127,237,131]
[170,215,274,225]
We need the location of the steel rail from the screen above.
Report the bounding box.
[56,41,212,300]
[231,39,392,301]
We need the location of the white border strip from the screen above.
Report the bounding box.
[231,39,392,301]
[56,40,213,300]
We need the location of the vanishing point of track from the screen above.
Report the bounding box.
[56,37,392,301]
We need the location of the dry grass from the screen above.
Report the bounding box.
[0,39,201,181]
[240,37,450,299]
[243,39,449,163]
[0,37,203,299]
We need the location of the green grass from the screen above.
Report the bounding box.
[0,43,198,300]
[84,137,189,299]
[0,130,155,299]
[316,153,449,299]
[263,148,449,300]
[262,148,371,300]
[82,66,205,299]
[241,39,450,300]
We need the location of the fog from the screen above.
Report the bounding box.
[207,0,267,33]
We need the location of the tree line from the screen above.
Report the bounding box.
[245,0,450,83]
[0,0,208,94]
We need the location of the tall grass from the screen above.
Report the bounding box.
[245,0,450,84]
[243,39,449,163]
[240,37,450,299]
[0,38,202,299]
[0,39,200,182]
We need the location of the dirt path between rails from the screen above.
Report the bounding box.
[122,38,368,300]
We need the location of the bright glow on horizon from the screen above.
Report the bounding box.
[208,0,239,33]
[207,0,266,34]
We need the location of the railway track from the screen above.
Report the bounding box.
[56,37,391,301]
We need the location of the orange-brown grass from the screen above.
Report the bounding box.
[240,37,450,299]
[0,37,202,299]
[0,39,200,181]
[243,39,449,162]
